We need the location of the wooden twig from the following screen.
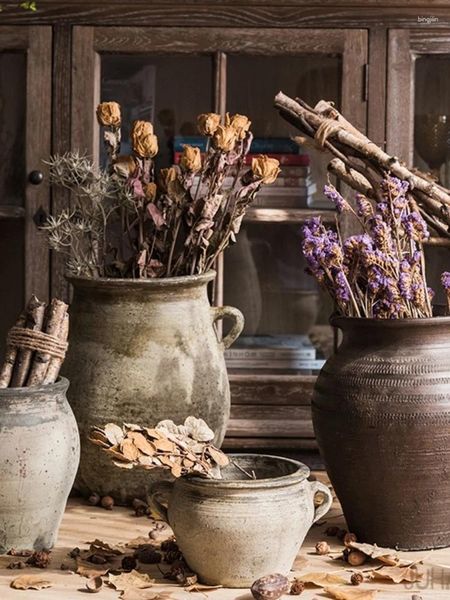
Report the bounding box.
[10,296,46,388]
[0,314,26,389]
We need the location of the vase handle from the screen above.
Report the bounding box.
[148,481,174,524]
[309,480,333,524]
[211,306,245,349]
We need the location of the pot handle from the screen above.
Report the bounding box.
[210,306,245,349]
[148,481,174,524]
[309,480,333,524]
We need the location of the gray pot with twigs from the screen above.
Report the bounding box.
[43,103,281,501]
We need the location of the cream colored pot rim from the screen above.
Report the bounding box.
[66,270,216,289]
[0,376,69,397]
[331,314,450,328]
[182,453,311,489]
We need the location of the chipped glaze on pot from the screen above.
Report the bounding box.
[63,271,244,502]
[150,454,333,587]
[0,377,79,552]
[313,315,450,550]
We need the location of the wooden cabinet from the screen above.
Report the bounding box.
[0,26,52,359]
[2,3,450,452]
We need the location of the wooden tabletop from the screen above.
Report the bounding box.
[0,474,448,599]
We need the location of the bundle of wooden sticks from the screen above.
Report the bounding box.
[0,296,69,388]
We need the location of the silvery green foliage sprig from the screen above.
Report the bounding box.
[302,176,442,319]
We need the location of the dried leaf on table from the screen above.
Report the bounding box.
[348,542,398,563]
[185,583,222,592]
[324,587,378,600]
[369,564,424,583]
[88,539,126,555]
[297,571,348,587]
[108,569,154,591]
[120,590,173,600]
[10,574,53,590]
[76,558,112,578]
[104,423,125,445]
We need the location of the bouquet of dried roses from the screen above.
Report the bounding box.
[43,102,280,279]
[303,176,450,319]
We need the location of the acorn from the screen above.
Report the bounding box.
[315,541,330,555]
[343,549,367,567]
[100,495,114,510]
[351,572,364,586]
[290,579,305,595]
[88,492,101,506]
[251,574,290,600]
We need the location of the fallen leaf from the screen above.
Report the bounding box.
[10,574,52,590]
[88,539,126,555]
[376,555,400,566]
[184,416,214,442]
[105,446,133,462]
[86,575,103,593]
[121,590,172,600]
[124,423,143,431]
[108,570,154,591]
[104,423,125,445]
[171,463,182,477]
[324,587,377,600]
[369,564,424,583]
[185,583,222,592]
[76,559,111,578]
[153,438,176,453]
[126,536,154,549]
[349,542,398,562]
[206,446,229,467]
[89,430,110,447]
[297,572,347,587]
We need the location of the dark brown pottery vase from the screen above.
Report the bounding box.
[312,315,450,550]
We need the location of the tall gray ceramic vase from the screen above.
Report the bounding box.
[63,270,244,502]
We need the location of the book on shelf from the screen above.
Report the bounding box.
[173,136,302,154]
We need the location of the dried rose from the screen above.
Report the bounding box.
[131,120,158,158]
[213,125,237,152]
[197,113,221,136]
[96,102,121,127]
[180,145,202,173]
[230,114,251,140]
[112,155,137,178]
[158,167,178,192]
[252,155,280,184]
[143,183,157,202]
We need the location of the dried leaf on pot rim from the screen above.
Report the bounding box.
[206,446,229,467]
[104,423,125,445]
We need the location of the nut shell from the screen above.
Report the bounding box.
[251,573,290,600]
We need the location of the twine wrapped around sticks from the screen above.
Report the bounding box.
[7,327,68,361]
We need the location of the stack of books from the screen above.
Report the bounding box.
[173,136,315,208]
[224,334,326,373]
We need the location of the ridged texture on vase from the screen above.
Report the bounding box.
[63,272,232,502]
[312,316,450,550]
[0,378,79,552]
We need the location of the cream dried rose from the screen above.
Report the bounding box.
[180,145,202,172]
[230,114,251,140]
[197,113,221,136]
[131,120,158,158]
[96,101,121,127]
[252,155,281,184]
[213,125,237,152]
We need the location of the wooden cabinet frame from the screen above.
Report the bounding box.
[0,26,52,302]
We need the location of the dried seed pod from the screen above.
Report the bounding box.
[121,556,137,571]
[344,549,367,567]
[164,549,184,564]
[7,561,26,569]
[26,550,51,568]
[315,541,330,555]
[100,496,114,510]
[149,522,171,541]
[290,579,305,595]
[343,532,358,546]
[325,526,339,537]
[88,493,101,506]
[160,540,179,553]
[86,575,103,593]
[69,547,81,558]
[251,574,290,600]
[89,554,107,565]
[351,572,364,586]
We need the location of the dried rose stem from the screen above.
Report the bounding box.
[0,314,26,389]
[10,296,46,387]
